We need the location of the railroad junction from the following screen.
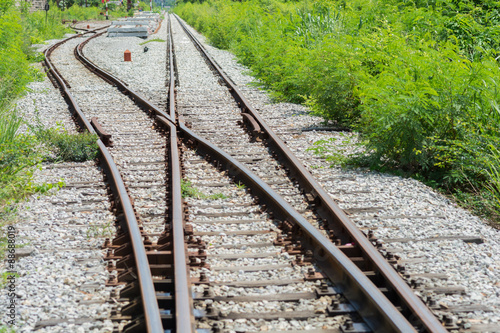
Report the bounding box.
[0,13,499,333]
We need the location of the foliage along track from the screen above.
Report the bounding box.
[170,13,453,333]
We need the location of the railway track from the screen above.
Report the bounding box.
[170,14,449,333]
[45,26,185,332]
[40,15,460,333]
[174,18,500,333]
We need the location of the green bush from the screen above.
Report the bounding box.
[486,146,500,216]
[64,4,101,20]
[43,130,99,162]
[30,125,99,162]
[0,0,109,215]
[0,110,43,211]
[176,0,500,223]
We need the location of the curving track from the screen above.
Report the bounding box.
[45,26,183,332]
[41,16,456,333]
[170,14,446,333]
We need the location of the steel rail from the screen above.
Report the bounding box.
[175,14,447,333]
[157,116,196,332]
[165,16,196,332]
[45,31,164,333]
[69,23,90,32]
[167,17,176,121]
[75,22,195,331]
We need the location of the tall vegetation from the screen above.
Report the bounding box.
[0,0,105,215]
[176,0,500,223]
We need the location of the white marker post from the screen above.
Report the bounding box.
[106,0,108,20]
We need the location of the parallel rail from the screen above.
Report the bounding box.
[73,20,195,332]
[164,15,195,332]
[174,14,447,333]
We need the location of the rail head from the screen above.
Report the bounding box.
[156,116,196,333]
[159,15,196,332]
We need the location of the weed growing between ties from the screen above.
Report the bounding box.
[87,221,114,239]
[181,179,228,200]
[30,122,100,162]
[176,0,500,225]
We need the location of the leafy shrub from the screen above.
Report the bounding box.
[0,110,43,210]
[45,130,99,162]
[31,125,99,162]
[64,4,101,20]
[176,0,500,223]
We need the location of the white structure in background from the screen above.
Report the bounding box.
[107,12,160,37]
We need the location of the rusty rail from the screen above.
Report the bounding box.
[91,117,112,146]
[75,21,195,332]
[167,17,176,120]
[164,16,196,332]
[45,31,164,333]
[157,117,195,332]
[175,14,447,333]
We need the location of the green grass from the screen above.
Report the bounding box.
[181,179,228,200]
[86,221,114,238]
[485,146,500,219]
[453,189,500,227]
[30,123,100,162]
[0,109,43,215]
